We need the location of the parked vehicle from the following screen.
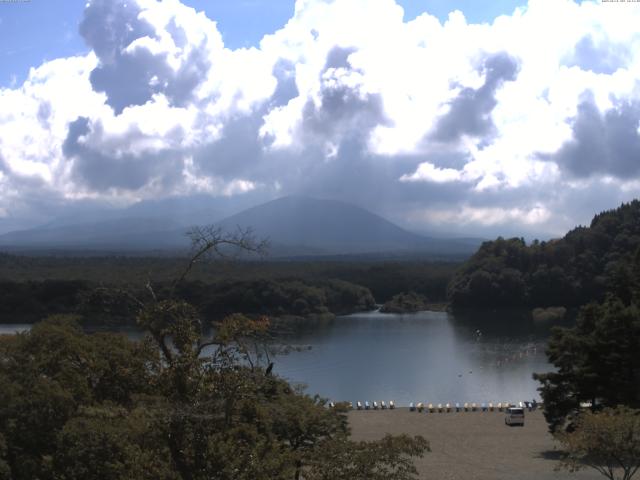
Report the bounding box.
[505,407,525,426]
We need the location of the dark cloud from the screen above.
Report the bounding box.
[270,59,299,107]
[80,0,211,114]
[430,52,518,144]
[0,154,9,175]
[324,46,356,70]
[193,59,301,180]
[37,101,52,127]
[542,93,640,178]
[63,116,185,192]
[301,47,390,145]
[568,35,629,74]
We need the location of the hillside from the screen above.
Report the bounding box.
[447,200,640,308]
[0,196,480,258]
[215,196,479,256]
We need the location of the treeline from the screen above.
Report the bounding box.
[448,200,640,308]
[175,278,375,319]
[0,254,457,302]
[0,277,375,325]
[0,256,458,324]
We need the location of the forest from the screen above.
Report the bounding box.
[447,200,640,308]
[0,255,456,325]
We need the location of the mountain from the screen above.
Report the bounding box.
[215,196,479,256]
[0,196,480,257]
[0,217,188,251]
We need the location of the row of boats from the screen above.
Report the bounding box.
[408,401,536,412]
[327,400,537,411]
[327,400,396,410]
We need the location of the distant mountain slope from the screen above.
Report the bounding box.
[215,196,477,256]
[0,196,480,257]
[448,199,640,308]
[0,217,188,250]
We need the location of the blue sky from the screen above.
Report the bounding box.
[0,0,526,88]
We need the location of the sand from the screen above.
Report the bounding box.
[348,408,601,480]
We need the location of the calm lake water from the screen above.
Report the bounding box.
[1,309,557,406]
[273,309,555,406]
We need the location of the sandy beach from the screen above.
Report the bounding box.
[348,408,601,480]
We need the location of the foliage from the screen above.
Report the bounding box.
[555,406,640,480]
[0,227,429,480]
[534,298,640,433]
[379,291,429,313]
[0,254,458,321]
[306,434,430,480]
[448,200,640,308]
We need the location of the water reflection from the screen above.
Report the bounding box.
[273,310,556,405]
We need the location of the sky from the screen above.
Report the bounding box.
[1,0,640,238]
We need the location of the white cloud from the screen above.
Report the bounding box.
[2,0,640,235]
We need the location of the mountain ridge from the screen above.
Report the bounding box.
[0,196,481,257]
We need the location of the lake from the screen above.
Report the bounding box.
[1,309,557,406]
[273,309,555,406]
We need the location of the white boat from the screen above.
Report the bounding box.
[437,403,443,413]
[381,401,387,409]
[455,403,461,412]
[445,403,451,412]
[357,401,363,410]
[389,400,395,409]
[428,403,434,413]
[489,403,494,411]
[464,402,469,411]
[481,403,487,412]
[471,403,477,411]
[409,402,415,411]
[417,402,424,412]
[373,401,379,410]
[365,401,370,410]
[329,401,335,408]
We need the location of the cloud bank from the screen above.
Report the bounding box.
[2,0,640,237]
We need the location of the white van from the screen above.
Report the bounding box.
[505,407,525,426]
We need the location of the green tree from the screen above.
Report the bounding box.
[555,406,640,480]
[0,225,429,480]
[534,298,640,432]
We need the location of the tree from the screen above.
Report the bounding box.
[0,225,429,480]
[534,297,640,432]
[555,406,640,480]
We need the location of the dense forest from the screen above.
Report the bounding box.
[448,200,640,308]
[0,255,456,324]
